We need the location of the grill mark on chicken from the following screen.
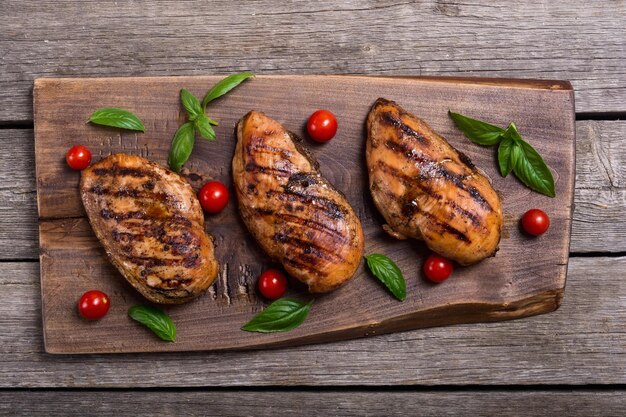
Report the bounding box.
[112,218,200,259]
[377,188,471,244]
[278,212,346,239]
[124,254,200,269]
[263,189,346,220]
[439,223,471,243]
[88,185,171,203]
[250,207,346,239]
[150,287,193,297]
[249,207,274,216]
[380,112,428,144]
[92,166,158,179]
[99,206,193,226]
[384,139,493,212]
[273,231,346,263]
[246,141,293,159]
[457,150,476,170]
[100,209,145,221]
[282,257,330,278]
[375,160,482,227]
[245,161,292,177]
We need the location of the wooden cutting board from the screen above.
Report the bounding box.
[33,75,575,354]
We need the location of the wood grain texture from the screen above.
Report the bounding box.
[0,257,623,387]
[34,75,575,353]
[1,390,625,416]
[573,121,626,252]
[2,0,626,122]
[2,121,625,260]
[0,129,38,259]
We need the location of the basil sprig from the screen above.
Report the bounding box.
[180,88,203,121]
[88,108,145,132]
[242,298,313,333]
[448,111,555,197]
[202,72,255,110]
[167,122,195,173]
[128,304,177,342]
[364,254,406,301]
[167,72,254,172]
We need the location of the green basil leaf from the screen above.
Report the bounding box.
[88,108,145,132]
[364,254,406,301]
[194,114,216,140]
[167,122,195,173]
[241,298,313,333]
[498,138,515,177]
[497,125,518,177]
[512,136,556,197]
[180,89,202,120]
[510,142,523,172]
[202,72,255,109]
[448,111,504,146]
[128,304,176,342]
[207,117,219,126]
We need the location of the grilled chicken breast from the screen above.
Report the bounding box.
[80,153,219,304]
[366,99,502,265]
[233,111,364,293]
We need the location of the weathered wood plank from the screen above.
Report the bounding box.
[0,256,623,387]
[1,0,625,121]
[0,129,38,259]
[0,390,624,416]
[1,120,624,260]
[572,121,626,252]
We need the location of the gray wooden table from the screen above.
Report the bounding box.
[1,1,625,415]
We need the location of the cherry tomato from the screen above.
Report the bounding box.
[423,254,453,283]
[198,181,229,214]
[257,268,288,300]
[66,145,92,170]
[78,290,110,320]
[306,109,338,142]
[521,209,550,236]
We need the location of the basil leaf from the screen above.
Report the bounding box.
[167,122,195,173]
[202,72,254,109]
[448,111,504,146]
[180,89,202,121]
[512,133,556,198]
[128,304,176,342]
[88,108,145,132]
[364,254,406,301]
[497,125,517,177]
[241,298,313,333]
[194,114,216,140]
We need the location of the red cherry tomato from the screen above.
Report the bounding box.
[306,109,338,142]
[257,268,288,300]
[78,290,110,320]
[66,145,92,170]
[423,254,453,283]
[198,181,229,214]
[521,209,550,236]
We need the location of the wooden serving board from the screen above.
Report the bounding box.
[34,75,575,354]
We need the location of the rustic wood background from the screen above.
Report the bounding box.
[1,0,624,415]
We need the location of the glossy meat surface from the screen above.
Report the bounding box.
[233,111,364,293]
[80,153,219,304]
[366,98,502,265]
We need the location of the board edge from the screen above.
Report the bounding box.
[42,288,563,354]
[31,75,573,92]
